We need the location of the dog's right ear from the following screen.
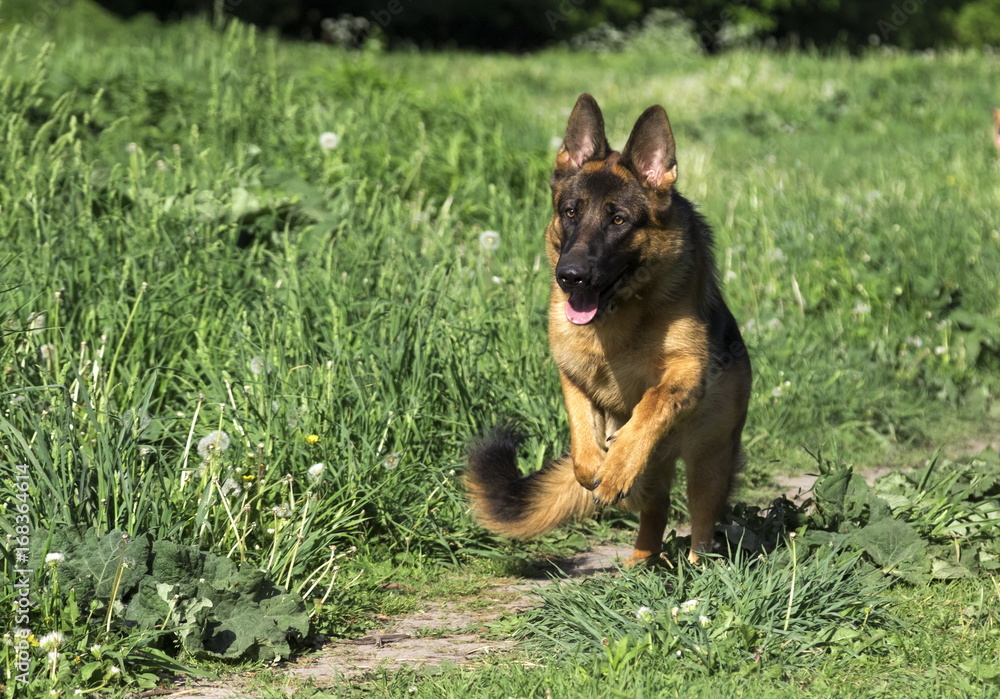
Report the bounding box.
[554,94,610,177]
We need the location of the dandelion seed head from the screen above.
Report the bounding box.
[250,355,265,375]
[29,312,46,334]
[478,230,500,252]
[382,452,400,470]
[45,552,65,566]
[126,142,138,153]
[319,132,340,150]
[197,430,231,459]
[307,462,324,484]
[220,478,242,498]
[40,344,55,360]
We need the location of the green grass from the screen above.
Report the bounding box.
[1,2,999,696]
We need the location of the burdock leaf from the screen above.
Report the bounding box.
[849,518,928,583]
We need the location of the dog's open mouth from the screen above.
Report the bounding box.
[564,269,630,326]
[566,290,600,325]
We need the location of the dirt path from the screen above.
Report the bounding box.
[159,447,999,698]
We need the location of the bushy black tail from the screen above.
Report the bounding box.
[465,426,594,539]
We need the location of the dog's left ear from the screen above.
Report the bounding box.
[622,105,678,192]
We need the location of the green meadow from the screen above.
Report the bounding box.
[1,3,999,696]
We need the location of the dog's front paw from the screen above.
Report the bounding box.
[590,454,637,505]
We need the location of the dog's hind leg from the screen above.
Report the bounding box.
[684,439,741,564]
[625,506,669,567]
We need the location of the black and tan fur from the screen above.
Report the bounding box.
[466,94,752,565]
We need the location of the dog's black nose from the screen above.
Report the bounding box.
[557,264,589,289]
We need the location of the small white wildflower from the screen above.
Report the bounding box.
[90,644,101,655]
[250,355,265,375]
[491,276,502,284]
[108,665,121,676]
[771,385,784,399]
[319,132,340,150]
[676,649,682,657]
[478,230,500,252]
[45,552,65,566]
[907,336,923,348]
[39,632,65,650]
[408,687,417,695]
[699,614,711,628]
[680,599,699,613]
[197,430,231,459]
[307,462,324,484]
[220,478,242,498]
[40,344,55,360]
[636,606,654,622]
[934,346,947,356]
[853,302,871,315]
[126,142,138,154]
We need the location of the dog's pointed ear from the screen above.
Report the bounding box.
[622,105,678,192]
[555,94,610,176]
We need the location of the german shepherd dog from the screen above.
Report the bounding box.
[466,94,752,566]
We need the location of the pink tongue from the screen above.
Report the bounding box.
[566,291,599,325]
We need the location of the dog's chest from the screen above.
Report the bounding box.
[556,339,659,413]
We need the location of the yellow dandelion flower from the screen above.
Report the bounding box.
[305,434,320,445]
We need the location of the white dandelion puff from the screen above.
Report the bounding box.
[45,552,65,566]
[307,462,324,484]
[771,385,784,399]
[319,132,340,150]
[197,430,231,459]
[383,453,401,470]
[249,355,265,375]
[853,302,871,315]
[478,230,501,252]
[126,142,138,154]
[40,344,55,361]
[28,312,46,334]
[273,505,292,519]
[220,478,242,498]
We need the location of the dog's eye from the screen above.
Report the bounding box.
[612,214,625,226]
[564,207,576,218]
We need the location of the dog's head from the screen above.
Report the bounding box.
[546,94,683,326]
